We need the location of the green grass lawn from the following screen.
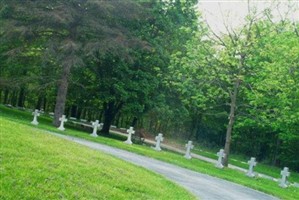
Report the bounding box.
[1,105,299,200]
[0,116,195,199]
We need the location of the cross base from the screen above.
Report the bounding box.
[58,127,65,131]
[246,172,255,177]
[124,139,133,145]
[152,146,161,151]
[279,182,288,188]
[31,121,39,125]
[90,132,98,137]
[184,154,192,159]
[215,163,224,169]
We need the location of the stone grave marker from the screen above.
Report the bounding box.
[246,157,257,177]
[215,149,225,169]
[124,127,135,145]
[153,133,164,151]
[279,167,290,188]
[184,141,194,159]
[31,109,40,125]
[90,120,101,137]
[58,115,67,131]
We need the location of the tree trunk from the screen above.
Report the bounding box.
[17,87,25,107]
[115,112,121,127]
[223,79,240,167]
[87,110,93,121]
[0,89,2,103]
[53,64,71,126]
[139,117,144,128]
[43,97,47,111]
[77,107,82,119]
[70,105,77,117]
[120,115,125,128]
[98,109,103,122]
[131,116,138,127]
[101,113,114,135]
[36,96,43,110]
[272,137,281,166]
[37,96,47,111]
[11,91,18,106]
[81,108,86,119]
[100,101,124,135]
[3,90,9,104]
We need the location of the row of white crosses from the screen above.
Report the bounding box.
[32,112,292,188]
[31,109,67,131]
[32,109,103,135]
[216,148,291,188]
[123,127,195,159]
[31,111,194,158]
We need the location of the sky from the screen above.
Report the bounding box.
[197,0,299,33]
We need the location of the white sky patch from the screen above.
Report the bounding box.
[197,0,299,34]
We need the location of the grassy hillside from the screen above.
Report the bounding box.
[0,117,195,200]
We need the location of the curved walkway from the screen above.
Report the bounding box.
[49,132,278,200]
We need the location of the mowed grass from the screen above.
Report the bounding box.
[1,105,299,200]
[0,117,196,200]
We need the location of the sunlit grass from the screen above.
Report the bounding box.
[0,115,195,200]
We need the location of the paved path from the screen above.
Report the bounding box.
[48,132,278,200]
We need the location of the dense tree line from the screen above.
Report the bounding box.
[0,1,298,171]
[167,5,299,170]
[0,0,198,132]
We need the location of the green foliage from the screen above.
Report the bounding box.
[0,0,152,125]
[0,0,200,133]
[165,6,299,170]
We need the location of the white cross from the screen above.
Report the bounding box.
[153,133,164,151]
[246,157,257,177]
[90,120,101,137]
[184,141,194,159]
[58,115,67,131]
[215,149,225,169]
[124,127,135,145]
[31,109,40,125]
[279,167,290,188]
